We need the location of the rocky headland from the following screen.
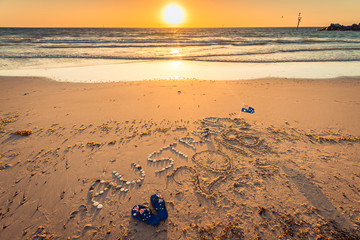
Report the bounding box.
[320,23,360,31]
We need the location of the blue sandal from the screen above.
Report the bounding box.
[151,193,168,221]
[131,205,160,226]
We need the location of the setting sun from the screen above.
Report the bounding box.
[162,3,185,25]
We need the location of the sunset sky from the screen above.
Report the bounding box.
[0,0,359,28]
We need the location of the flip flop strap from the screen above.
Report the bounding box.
[137,206,152,221]
[152,196,166,210]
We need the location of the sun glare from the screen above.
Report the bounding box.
[162,3,185,25]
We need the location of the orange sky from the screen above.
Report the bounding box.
[0,0,359,27]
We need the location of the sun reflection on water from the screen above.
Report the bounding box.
[170,48,183,74]
[171,60,182,67]
[170,48,181,57]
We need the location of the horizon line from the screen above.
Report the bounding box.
[0,26,323,29]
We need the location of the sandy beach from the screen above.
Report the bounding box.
[1,76,360,239]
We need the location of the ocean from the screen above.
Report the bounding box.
[1,27,360,82]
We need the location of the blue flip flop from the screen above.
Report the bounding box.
[151,193,168,221]
[131,205,160,226]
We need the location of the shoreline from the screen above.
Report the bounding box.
[1,76,359,239]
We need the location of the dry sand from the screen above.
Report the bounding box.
[0,76,360,239]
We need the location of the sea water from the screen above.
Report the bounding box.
[1,27,360,82]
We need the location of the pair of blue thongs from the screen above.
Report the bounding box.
[131,193,168,226]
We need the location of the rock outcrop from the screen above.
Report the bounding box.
[320,23,360,31]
